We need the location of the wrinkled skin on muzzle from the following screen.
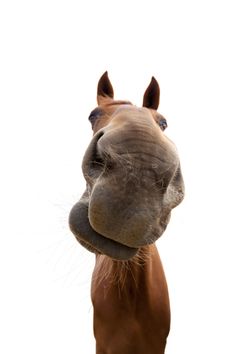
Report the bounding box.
[69,106,184,260]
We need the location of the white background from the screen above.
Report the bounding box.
[1,0,236,353]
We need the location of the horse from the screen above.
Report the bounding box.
[69,72,184,353]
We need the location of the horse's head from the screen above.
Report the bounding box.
[69,72,184,260]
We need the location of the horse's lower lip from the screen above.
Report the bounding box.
[77,238,102,255]
[76,235,138,260]
[69,199,138,260]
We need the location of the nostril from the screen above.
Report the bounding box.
[91,148,105,170]
[92,130,105,165]
[94,130,105,142]
[82,131,106,179]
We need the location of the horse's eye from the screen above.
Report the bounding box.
[88,108,103,127]
[159,118,167,131]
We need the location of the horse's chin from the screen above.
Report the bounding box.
[69,199,138,261]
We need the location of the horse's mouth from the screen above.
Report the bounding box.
[69,200,138,260]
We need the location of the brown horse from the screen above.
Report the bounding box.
[69,72,184,354]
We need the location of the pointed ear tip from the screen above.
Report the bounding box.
[151,76,158,83]
[98,71,108,82]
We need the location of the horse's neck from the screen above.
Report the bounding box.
[91,244,170,354]
[91,244,167,306]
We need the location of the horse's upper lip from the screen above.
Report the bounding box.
[69,198,138,260]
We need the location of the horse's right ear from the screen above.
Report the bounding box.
[97,71,114,105]
[143,77,160,110]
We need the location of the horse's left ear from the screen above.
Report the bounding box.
[97,71,114,105]
[143,77,160,110]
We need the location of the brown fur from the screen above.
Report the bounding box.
[92,245,170,354]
